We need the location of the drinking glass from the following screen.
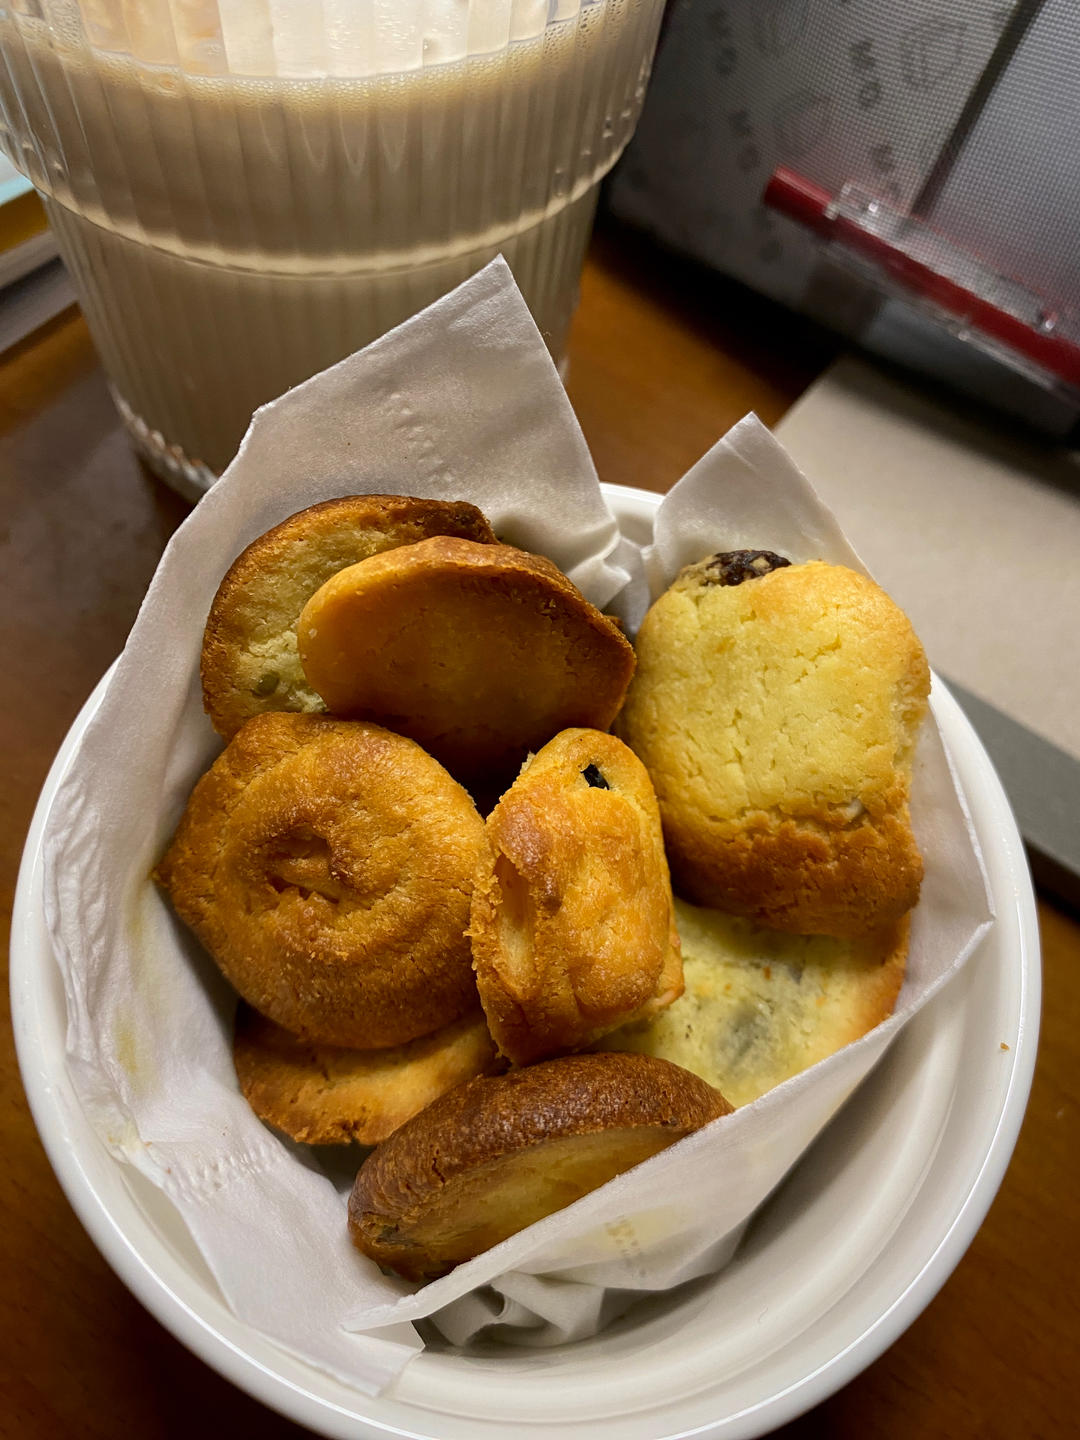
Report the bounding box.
[0,0,665,494]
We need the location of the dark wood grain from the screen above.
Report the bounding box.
[1,229,1074,1439]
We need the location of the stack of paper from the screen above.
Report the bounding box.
[0,154,73,353]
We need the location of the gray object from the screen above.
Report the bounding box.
[612,0,1080,430]
[945,678,1079,909]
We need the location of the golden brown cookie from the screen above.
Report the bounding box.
[201,495,497,738]
[617,554,930,936]
[233,1004,502,1146]
[348,1052,732,1280]
[155,713,485,1049]
[601,899,908,1107]
[296,536,636,790]
[469,729,683,1065]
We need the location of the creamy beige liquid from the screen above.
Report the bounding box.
[0,1,662,485]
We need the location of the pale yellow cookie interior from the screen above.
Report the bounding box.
[599,898,908,1107]
[617,559,929,935]
[632,560,927,816]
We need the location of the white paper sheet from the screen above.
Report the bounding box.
[41,259,993,1390]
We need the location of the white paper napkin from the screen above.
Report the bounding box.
[42,258,993,1391]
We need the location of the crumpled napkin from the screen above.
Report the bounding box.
[42,258,993,1392]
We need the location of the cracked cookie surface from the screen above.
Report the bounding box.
[617,558,929,936]
[155,712,485,1048]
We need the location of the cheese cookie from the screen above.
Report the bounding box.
[233,1004,501,1146]
[618,554,929,936]
[470,729,682,1064]
[202,494,497,738]
[601,899,908,1107]
[156,712,485,1049]
[348,1052,731,1280]
[296,537,635,791]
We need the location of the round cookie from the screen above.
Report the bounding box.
[201,494,497,738]
[600,898,909,1107]
[470,729,683,1065]
[233,1005,502,1146]
[296,536,636,790]
[618,554,930,936]
[155,712,485,1049]
[348,1052,732,1280]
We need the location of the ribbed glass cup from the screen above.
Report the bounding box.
[0,0,664,494]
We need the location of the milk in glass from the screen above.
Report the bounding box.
[0,0,664,489]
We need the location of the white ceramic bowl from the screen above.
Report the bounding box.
[11,485,1039,1439]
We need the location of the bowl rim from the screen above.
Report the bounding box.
[10,481,1041,1439]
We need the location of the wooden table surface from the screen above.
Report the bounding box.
[1,225,1075,1438]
